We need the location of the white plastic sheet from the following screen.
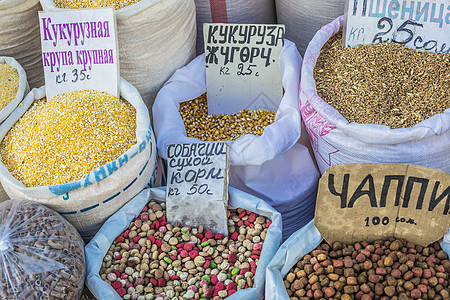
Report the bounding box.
[85,186,282,300]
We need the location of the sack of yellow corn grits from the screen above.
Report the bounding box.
[40,0,196,114]
[0,57,29,123]
[0,0,44,88]
[0,78,158,240]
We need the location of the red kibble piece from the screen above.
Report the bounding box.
[141,206,148,212]
[230,232,239,241]
[189,250,199,259]
[251,254,259,260]
[412,267,423,277]
[249,224,255,228]
[120,273,128,279]
[266,220,272,227]
[201,237,208,243]
[155,220,160,229]
[436,265,445,272]
[129,242,135,249]
[116,288,126,297]
[125,282,133,288]
[228,289,237,296]
[170,276,180,280]
[237,220,244,226]
[112,270,120,277]
[160,221,167,226]
[252,250,261,256]
[157,249,163,254]
[150,278,157,286]
[112,281,122,290]
[244,220,250,226]
[204,288,214,298]
[228,252,237,263]
[195,233,204,240]
[150,224,155,229]
[410,288,421,298]
[205,256,212,260]
[160,215,166,222]
[184,242,195,251]
[149,236,156,244]
[239,211,246,218]
[115,236,125,243]
[215,233,224,239]
[115,255,122,260]
[226,282,237,291]
[215,282,225,291]
[211,275,219,285]
[333,259,343,268]
[176,243,185,248]
[248,213,256,222]
[205,231,214,239]
[180,250,189,257]
[140,214,148,222]
[204,260,211,269]
[123,230,130,239]
[133,236,141,243]
[170,254,177,261]
[213,289,220,297]
[155,240,162,247]
[158,278,166,287]
[418,284,427,293]
[376,268,387,275]
[250,261,257,269]
[240,268,249,276]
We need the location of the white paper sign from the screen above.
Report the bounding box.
[343,0,450,53]
[204,23,285,115]
[39,8,119,100]
[166,142,229,234]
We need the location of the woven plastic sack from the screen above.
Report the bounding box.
[153,39,319,240]
[0,57,29,123]
[0,78,158,239]
[40,0,196,113]
[0,199,85,299]
[85,186,282,299]
[194,0,277,55]
[301,16,450,175]
[0,0,43,89]
[275,0,344,56]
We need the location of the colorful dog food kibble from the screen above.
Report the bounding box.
[0,63,19,111]
[314,32,450,129]
[100,200,271,299]
[179,94,276,141]
[53,0,141,10]
[284,238,450,299]
[0,90,136,187]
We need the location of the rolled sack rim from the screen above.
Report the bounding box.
[300,15,450,145]
[0,77,153,197]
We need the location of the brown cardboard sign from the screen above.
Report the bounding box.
[315,164,450,246]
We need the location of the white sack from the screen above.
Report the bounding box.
[153,40,320,240]
[0,56,29,123]
[85,186,283,300]
[275,0,344,56]
[301,16,450,174]
[40,0,196,113]
[0,78,158,239]
[195,0,277,55]
[0,0,44,88]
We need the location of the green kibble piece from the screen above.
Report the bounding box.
[210,262,217,269]
[201,275,211,283]
[201,240,210,247]
[195,281,200,289]
[231,268,240,275]
[171,246,177,250]
[163,257,172,264]
[227,274,232,279]
[181,227,190,234]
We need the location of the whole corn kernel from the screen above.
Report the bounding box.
[0,89,136,187]
[179,94,276,141]
[53,0,141,10]
[0,63,19,111]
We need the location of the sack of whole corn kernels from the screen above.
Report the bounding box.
[85,186,282,300]
[0,57,29,123]
[301,16,450,174]
[275,0,344,56]
[194,0,277,55]
[153,40,320,241]
[0,199,85,300]
[40,0,196,114]
[0,78,158,240]
[0,0,44,88]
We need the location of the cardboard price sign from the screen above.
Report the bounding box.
[166,142,229,234]
[343,0,449,53]
[39,8,119,100]
[204,23,285,115]
[315,164,450,246]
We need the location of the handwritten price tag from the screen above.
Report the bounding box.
[204,23,285,115]
[39,8,119,100]
[343,0,449,53]
[165,142,229,234]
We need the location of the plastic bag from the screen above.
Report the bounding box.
[0,199,85,299]
[194,0,276,55]
[300,16,450,174]
[0,78,158,239]
[275,0,344,55]
[0,57,29,123]
[153,40,320,240]
[0,0,44,88]
[40,0,196,113]
[85,186,282,300]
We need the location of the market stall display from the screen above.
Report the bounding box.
[153,40,320,241]
[0,0,44,88]
[85,186,282,299]
[40,0,196,113]
[275,0,344,55]
[0,57,29,123]
[194,0,277,55]
[300,16,450,174]
[0,199,85,299]
[0,78,158,240]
